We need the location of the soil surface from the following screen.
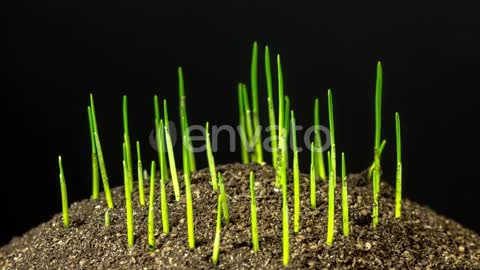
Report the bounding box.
[1,163,479,269]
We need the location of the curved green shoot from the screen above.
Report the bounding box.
[178,67,196,172]
[182,134,195,249]
[89,94,114,209]
[218,172,230,225]
[123,95,134,191]
[205,122,218,191]
[58,156,69,229]
[162,99,180,201]
[212,194,222,265]
[314,98,326,180]
[327,150,335,245]
[87,106,99,200]
[292,110,300,233]
[395,112,402,218]
[368,139,387,180]
[160,159,170,234]
[249,171,259,251]
[237,85,249,164]
[341,152,350,236]
[310,141,316,209]
[250,41,263,164]
[264,45,277,168]
[136,141,145,206]
[123,158,134,247]
[104,209,110,227]
[148,161,156,251]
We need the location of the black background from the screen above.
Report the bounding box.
[3,1,479,245]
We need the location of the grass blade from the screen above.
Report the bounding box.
[123,158,134,247]
[148,161,156,251]
[160,159,170,234]
[283,96,290,169]
[372,169,379,229]
[395,112,402,218]
[292,110,300,233]
[87,106,99,200]
[178,67,196,172]
[58,156,69,229]
[341,152,350,236]
[327,151,335,245]
[206,122,218,191]
[123,95,134,191]
[212,193,222,265]
[237,85,249,164]
[249,171,259,251]
[310,141,316,209]
[163,99,181,201]
[241,83,254,160]
[218,172,230,225]
[314,98,326,180]
[136,141,145,206]
[182,133,195,249]
[373,61,383,228]
[275,54,284,186]
[265,45,277,168]
[251,41,263,163]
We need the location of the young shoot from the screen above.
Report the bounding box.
[136,141,145,206]
[250,41,263,164]
[372,62,383,226]
[264,45,277,168]
[212,194,222,265]
[205,122,218,191]
[104,209,110,227]
[123,95,134,191]
[310,142,316,209]
[249,171,259,251]
[58,156,69,229]
[281,153,290,266]
[241,83,255,161]
[395,112,402,218]
[218,172,230,225]
[314,98,326,180]
[87,106,99,200]
[275,54,285,187]
[292,110,300,233]
[372,169,379,229]
[123,159,134,247]
[341,152,350,236]
[148,161,156,251]
[182,134,195,249]
[283,96,291,168]
[89,94,114,209]
[178,67,196,172]
[158,119,168,183]
[162,99,181,201]
[327,150,335,245]
[237,86,249,164]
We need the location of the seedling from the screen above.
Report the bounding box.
[237,85,250,164]
[148,161,156,251]
[87,106,99,200]
[212,194,222,265]
[89,94,114,209]
[123,158,134,247]
[160,159,170,234]
[291,111,300,233]
[372,169,379,229]
[58,156,69,229]
[250,41,263,164]
[275,54,285,187]
[136,141,145,206]
[104,209,110,227]
[326,89,337,245]
[241,83,255,160]
[205,122,218,191]
[281,145,290,266]
[162,99,181,201]
[264,45,277,168]
[123,95,134,191]
[182,134,195,249]
[314,98,326,180]
[341,152,350,236]
[178,67,196,172]
[218,172,230,225]
[249,171,259,252]
[283,96,291,168]
[153,97,168,184]
[372,61,383,228]
[395,112,402,218]
[310,141,316,209]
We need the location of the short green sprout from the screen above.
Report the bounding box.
[205,122,218,191]
[58,156,69,229]
[162,99,181,201]
[182,134,195,249]
[218,172,230,225]
[264,45,277,168]
[148,161,156,251]
[341,152,350,236]
[87,106,99,200]
[310,141,316,209]
[395,112,402,218]
[123,95,134,192]
[136,141,145,206]
[158,119,168,184]
[160,160,170,234]
[250,41,263,164]
[314,98,327,180]
[240,83,255,161]
[291,110,300,233]
[123,158,134,247]
[212,193,222,265]
[104,209,110,227]
[249,171,259,251]
[178,67,196,172]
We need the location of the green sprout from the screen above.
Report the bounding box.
[275,54,285,187]
[341,152,350,236]
[182,134,195,249]
[178,67,196,172]
[237,85,249,164]
[283,96,291,168]
[264,45,277,168]
[154,97,168,186]
[123,157,134,247]
[281,144,289,266]
[241,83,255,161]
[395,112,402,218]
[310,141,316,209]
[205,122,218,191]
[104,209,110,227]
[160,156,170,234]
[372,169,379,229]
[250,41,263,164]
[162,99,181,201]
[148,161,156,251]
[249,171,259,252]
[123,95,134,191]
[368,139,387,180]
[212,193,222,265]
[136,141,145,206]
[314,98,327,180]
[327,89,336,246]
[89,94,114,209]
[218,172,230,225]
[87,106,99,200]
[57,156,69,229]
[292,110,300,233]
[372,61,383,229]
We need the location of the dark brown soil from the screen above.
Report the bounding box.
[1,163,479,269]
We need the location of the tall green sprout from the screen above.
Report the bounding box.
[327,89,336,245]
[341,152,350,236]
[310,141,316,209]
[218,172,230,225]
[241,83,255,161]
[58,156,69,229]
[154,97,168,186]
[212,193,222,265]
[264,46,277,168]
[162,99,181,201]
[281,144,289,266]
[182,134,195,249]
[123,95,134,191]
[123,158,134,247]
[160,152,170,234]
[373,61,383,229]
[148,161,156,250]
[89,94,114,209]
[250,41,263,163]
[136,141,145,206]
[275,54,285,187]
[292,110,300,233]
[395,112,402,218]
[283,96,290,169]
[249,171,259,251]
[237,85,249,163]
[87,107,99,200]
[314,98,326,180]
[205,122,218,191]
[178,67,196,172]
